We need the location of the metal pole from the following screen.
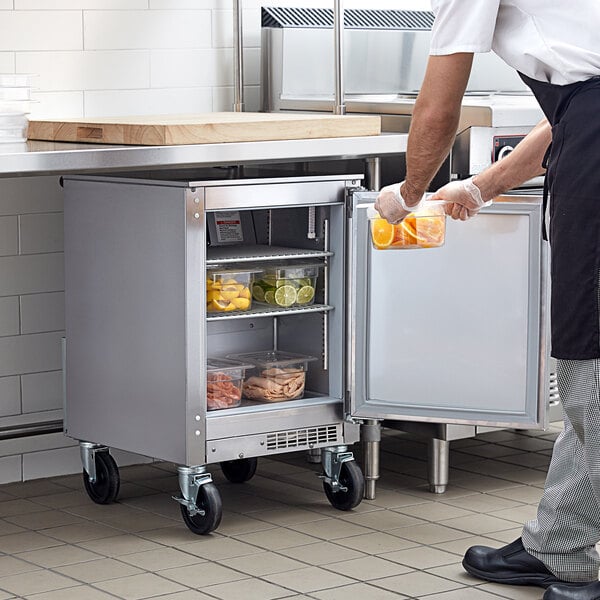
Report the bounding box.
[233,0,244,112]
[333,0,345,115]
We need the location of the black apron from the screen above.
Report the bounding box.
[519,72,600,360]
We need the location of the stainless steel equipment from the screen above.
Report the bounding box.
[63,169,549,531]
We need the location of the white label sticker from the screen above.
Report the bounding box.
[215,211,243,243]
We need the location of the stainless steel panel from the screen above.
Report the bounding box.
[63,179,189,464]
[349,191,549,428]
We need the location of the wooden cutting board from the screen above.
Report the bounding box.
[27,112,381,146]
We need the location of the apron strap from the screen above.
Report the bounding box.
[541,142,552,241]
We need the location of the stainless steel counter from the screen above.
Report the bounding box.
[0,134,407,178]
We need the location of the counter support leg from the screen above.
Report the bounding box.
[361,420,381,500]
[428,438,449,494]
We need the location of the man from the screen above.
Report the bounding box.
[374,3,600,600]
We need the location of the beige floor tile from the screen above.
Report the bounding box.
[0,592,13,600]
[178,537,261,561]
[372,571,462,597]
[30,491,90,509]
[439,514,519,535]
[0,519,26,537]
[278,541,366,566]
[0,555,41,577]
[264,566,354,593]
[0,480,69,499]
[358,489,430,510]
[335,532,419,555]
[478,581,544,599]
[145,592,216,600]
[287,519,373,541]
[234,527,319,550]
[0,499,47,518]
[42,522,122,543]
[202,577,293,600]
[118,548,203,571]
[380,546,460,569]
[324,555,409,580]
[158,563,249,588]
[138,526,209,546]
[78,534,163,556]
[251,507,329,526]
[0,531,63,553]
[56,557,144,583]
[441,494,523,514]
[340,509,425,531]
[391,523,473,545]
[16,544,103,568]
[489,486,544,504]
[94,572,187,600]
[416,586,512,599]
[6,510,84,531]
[489,504,537,524]
[435,535,505,557]
[484,528,523,544]
[220,551,301,576]
[0,569,78,596]
[311,582,410,600]
[24,585,121,600]
[212,512,279,536]
[395,502,474,522]
[426,563,481,585]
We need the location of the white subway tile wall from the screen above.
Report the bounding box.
[1,0,427,483]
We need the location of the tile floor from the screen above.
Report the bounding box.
[0,424,563,600]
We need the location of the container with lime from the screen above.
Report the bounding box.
[252,262,321,308]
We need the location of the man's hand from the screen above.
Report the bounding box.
[430,177,492,221]
[374,182,422,224]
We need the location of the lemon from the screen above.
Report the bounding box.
[220,285,240,301]
[252,284,265,302]
[231,297,250,310]
[210,298,230,312]
[274,284,297,307]
[296,285,315,305]
[224,278,238,285]
[239,287,251,300]
[207,290,224,303]
[223,302,237,312]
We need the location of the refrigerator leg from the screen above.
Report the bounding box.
[306,448,322,464]
[361,420,381,500]
[428,438,450,494]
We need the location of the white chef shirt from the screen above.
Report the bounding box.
[429,0,600,85]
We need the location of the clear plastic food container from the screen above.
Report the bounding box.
[368,201,446,250]
[206,267,261,313]
[252,262,322,308]
[206,357,252,410]
[0,87,32,101]
[228,350,317,402]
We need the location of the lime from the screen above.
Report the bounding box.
[252,284,265,302]
[296,285,315,305]
[264,290,276,305]
[297,277,312,287]
[274,284,297,307]
[276,278,290,288]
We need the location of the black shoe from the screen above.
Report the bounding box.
[544,581,600,600]
[462,538,562,588]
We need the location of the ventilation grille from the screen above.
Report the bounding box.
[549,371,560,403]
[266,426,339,451]
[261,7,434,30]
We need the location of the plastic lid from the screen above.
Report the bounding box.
[207,266,263,276]
[228,350,317,368]
[207,357,253,372]
[367,199,446,220]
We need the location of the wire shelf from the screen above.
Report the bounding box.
[206,303,333,321]
[206,245,332,265]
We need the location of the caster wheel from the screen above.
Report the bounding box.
[220,457,258,483]
[180,482,222,535]
[323,459,364,511]
[82,451,120,505]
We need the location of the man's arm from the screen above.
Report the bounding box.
[374,53,473,222]
[401,53,474,205]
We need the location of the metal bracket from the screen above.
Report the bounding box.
[80,442,108,484]
[319,446,354,492]
[173,466,213,517]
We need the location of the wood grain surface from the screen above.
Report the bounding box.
[27,112,382,145]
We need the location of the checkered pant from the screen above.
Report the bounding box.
[522,358,600,582]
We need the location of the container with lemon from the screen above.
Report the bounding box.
[206,267,262,313]
[368,201,446,250]
[252,262,321,308]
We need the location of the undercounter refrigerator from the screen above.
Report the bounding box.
[62,172,549,534]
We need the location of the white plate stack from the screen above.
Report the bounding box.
[0,74,36,143]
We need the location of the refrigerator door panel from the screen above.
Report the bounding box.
[349,191,549,428]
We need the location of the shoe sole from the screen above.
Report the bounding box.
[462,558,562,588]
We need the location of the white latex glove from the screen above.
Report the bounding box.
[374,181,424,224]
[430,177,492,221]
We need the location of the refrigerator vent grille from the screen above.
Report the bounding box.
[261,7,434,30]
[266,425,339,451]
[549,371,560,403]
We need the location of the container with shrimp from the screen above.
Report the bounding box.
[206,358,253,410]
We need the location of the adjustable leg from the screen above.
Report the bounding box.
[428,438,450,494]
[361,420,381,500]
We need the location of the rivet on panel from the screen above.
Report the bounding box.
[194,212,200,219]
[195,430,200,436]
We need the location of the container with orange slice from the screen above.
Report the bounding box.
[368,201,446,250]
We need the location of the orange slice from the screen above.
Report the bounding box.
[371,218,395,249]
